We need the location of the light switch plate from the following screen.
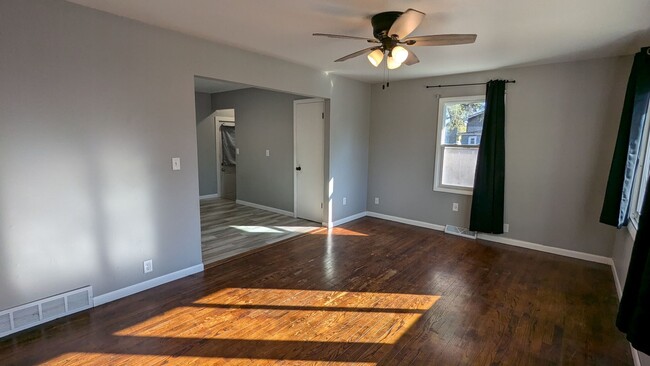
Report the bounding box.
[236,148,240,155]
[265,149,270,157]
[171,157,181,171]
[452,203,459,212]
[343,197,347,205]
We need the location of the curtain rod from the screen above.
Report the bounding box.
[426,80,516,89]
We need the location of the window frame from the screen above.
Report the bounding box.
[433,95,486,195]
[628,100,650,239]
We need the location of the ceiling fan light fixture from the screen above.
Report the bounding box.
[367,49,384,67]
[391,46,409,63]
[387,55,402,70]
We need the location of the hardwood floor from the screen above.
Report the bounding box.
[200,198,321,265]
[0,217,631,365]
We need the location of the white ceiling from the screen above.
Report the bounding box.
[67,0,650,83]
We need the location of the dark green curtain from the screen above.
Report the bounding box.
[616,46,650,355]
[617,180,650,354]
[469,80,506,234]
[601,47,650,228]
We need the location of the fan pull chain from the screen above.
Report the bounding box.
[382,58,390,90]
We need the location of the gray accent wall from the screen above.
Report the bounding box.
[0,0,370,311]
[211,88,309,212]
[367,56,631,256]
[195,92,218,196]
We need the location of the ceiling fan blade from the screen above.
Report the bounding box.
[404,50,419,66]
[334,47,380,62]
[403,34,477,46]
[388,9,425,39]
[313,33,379,43]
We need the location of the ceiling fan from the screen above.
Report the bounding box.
[314,9,477,70]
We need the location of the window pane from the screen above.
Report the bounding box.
[637,135,650,216]
[442,101,485,146]
[441,147,478,188]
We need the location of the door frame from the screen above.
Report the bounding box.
[293,98,325,221]
[214,116,235,198]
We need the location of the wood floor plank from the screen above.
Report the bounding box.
[0,217,632,365]
[199,198,321,265]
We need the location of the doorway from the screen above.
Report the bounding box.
[294,99,325,223]
[194,77,325,266]
[215,113,236,200]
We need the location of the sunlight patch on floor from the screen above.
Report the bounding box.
[229,225,284,233]
[317,227,368,236]
[229,225,321,234]
[46,353,376,365]
[113,288,439,345]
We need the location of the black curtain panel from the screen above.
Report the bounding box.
[220,125,236,166]
[601,47,650,228]
[617,181,650,354]
[469,80,506,234]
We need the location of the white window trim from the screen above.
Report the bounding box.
[628,101,650,238]
[434,95,485,195]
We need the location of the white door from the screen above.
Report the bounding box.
[294,99,324,223]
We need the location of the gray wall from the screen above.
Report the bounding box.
[211,88,308,212]
[612,230,650,364]
[613,230,635,293]
[195,92,218,196]
[330,83,372,221]
[0,0,370,311]
[367,56,631,256]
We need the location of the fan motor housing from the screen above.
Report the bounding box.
[371,11,402,40]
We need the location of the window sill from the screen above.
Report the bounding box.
[433,185,473,196]
[627,221,637,241]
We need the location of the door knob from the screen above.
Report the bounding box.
[221,168,226,172]
[296,166,302,171]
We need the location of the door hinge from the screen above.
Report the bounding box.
[321,112,324,119]
[321,202,323,208]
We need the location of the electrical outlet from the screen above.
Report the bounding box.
[374,197,380,205]
[343,197,347,205]
[503,224,510,233]
[452,203,459,212]
[171,157,181,171]
[143,259,153,274]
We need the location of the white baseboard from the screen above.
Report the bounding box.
[236,200,294,217]
[200,193,220,200]
[329,211,367,228]
[366,211,446,231]
[612,262,623,298]
[93,263,204,307]
[477,233,612,265]
[632,348,642,366]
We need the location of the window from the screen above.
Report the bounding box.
[434,95,486,195]
[629,100,650,234]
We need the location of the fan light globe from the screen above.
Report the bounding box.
[387,55,402,70]
[392,46,409,63]
[367,49,384,67]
